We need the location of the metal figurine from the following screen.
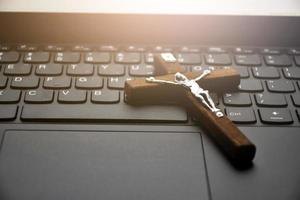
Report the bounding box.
[146,70,224,117]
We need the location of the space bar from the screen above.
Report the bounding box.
[21,104,187,122]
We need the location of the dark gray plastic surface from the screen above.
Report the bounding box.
[203,127,300,200]
[0,130,209,200]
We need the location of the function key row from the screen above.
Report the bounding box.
[1,44,300,54]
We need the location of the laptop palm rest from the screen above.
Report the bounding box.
[0,130,209,200]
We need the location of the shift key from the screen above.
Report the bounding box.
[21,104,187,122]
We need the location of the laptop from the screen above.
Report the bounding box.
[0,0,300,199]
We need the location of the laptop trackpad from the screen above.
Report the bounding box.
[0,130,209,200]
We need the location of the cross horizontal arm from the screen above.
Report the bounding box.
[125,68,240,104]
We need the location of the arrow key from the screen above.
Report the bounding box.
[258,108,293,124]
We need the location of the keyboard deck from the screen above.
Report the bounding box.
[0,44,300,126]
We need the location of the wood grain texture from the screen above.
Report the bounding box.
[186,92,256,162]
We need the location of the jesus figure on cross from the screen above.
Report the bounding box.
[146,69,224,118]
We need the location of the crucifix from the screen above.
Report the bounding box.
[125,53,256,163]
[146,70,224,117]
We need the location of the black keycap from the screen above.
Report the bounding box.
[152,46,173,52]
[259,108,293,124]
[123,45,146,52]
[98,64,125,76]
[252,67,280,79]
[44,45,65,51]
[4,63,31,75]
[67,64,94,76]
[0,89,21,103]
[0,44,11,51]
[226,107,256,123]
[207,47,227,53]
[72,45,91,52]
[85,52,111,63]
[235,54,261,66]
[24,52,50,63]
[291,94,300,106]
[0,51,20,63]
[223,93,252,106]
[54,52,81,63]
[239,79,263,92]
[294,56,300,66]
[115,52,141,64]
[16,44,38,51]
[176,53,201,64]
[266,80,295,93]
[0,75,8,88]
[0,105,18,120]
[25,89,54,103]
[144,53,154,64]
[179,46,200,53]
[261,48,281,54]
[282,67,300,79]
[21,104,187,122]
[75,77,103,89]
[98,45,118,52]
[58,89,86,103]
[288,49,300,55]
[108,77,133,89]
[255,93,287,107]
[91,90,120,103]
[234,47,255,54]
[204,53,231,65]
[264,55,291,66]
[35,64,63,76]
[233,66,249,78]
[11,76,39,89]
[129,64,154,76]
[43,77,72,89]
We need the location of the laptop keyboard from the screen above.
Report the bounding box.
[0,44,300,126]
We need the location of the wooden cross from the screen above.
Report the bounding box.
[125,53,256,163]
